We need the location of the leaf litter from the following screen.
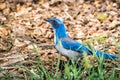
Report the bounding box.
[0,0,120,78]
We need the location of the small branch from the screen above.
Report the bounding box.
[37,43,54,47]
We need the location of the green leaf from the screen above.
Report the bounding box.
[98,13,107,21]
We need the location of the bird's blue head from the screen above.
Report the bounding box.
[44,18,67,38]
[44,18,63,29]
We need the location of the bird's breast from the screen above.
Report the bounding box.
[55,40,80,60]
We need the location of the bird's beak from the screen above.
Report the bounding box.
[44,18,50,22]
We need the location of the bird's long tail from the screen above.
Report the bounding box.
[81,44,118,60]
[95,51,118,60]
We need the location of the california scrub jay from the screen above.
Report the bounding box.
[44,18,118,60]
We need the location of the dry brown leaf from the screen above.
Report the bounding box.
[1,28,8,35]
[0,3,6,10]
[38,0,45,5]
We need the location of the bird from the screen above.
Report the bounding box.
[44,18,118,60]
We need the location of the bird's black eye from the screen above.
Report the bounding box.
[51,20,59,27]
[52,20,57,23]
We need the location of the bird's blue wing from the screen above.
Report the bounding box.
[61,37,92,55]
